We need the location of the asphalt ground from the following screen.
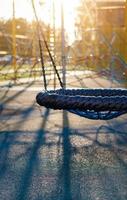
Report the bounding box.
[0,74,127,200]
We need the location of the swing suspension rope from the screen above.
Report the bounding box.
[32,0,127,120]
[31,0,63,90]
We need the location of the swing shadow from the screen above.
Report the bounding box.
[0,101,36,178]
[61,110,72,200]
[0,106,73,200]
[49,111,127,200]
[51,110,73,200]
[0,102,127,200]
[10,109,73,200]
[15,108,50,200]
[0,81,35,105]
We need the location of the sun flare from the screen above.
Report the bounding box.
[0,0,80,43]
[36,0,80,42]
[0,0,80,26]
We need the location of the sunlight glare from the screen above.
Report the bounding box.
[0,0,80,27]
[0,0,80,43]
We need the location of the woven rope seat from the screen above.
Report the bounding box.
[36,88,127,120]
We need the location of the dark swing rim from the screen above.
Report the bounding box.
[36,88,127,120]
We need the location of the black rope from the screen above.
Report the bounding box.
[41,32,64,88]
[38,38,47,90]
[31,0,63,88]
[36,89,127,112]
[31,0,47,90]
[49,88,127,97]
[69,110,126,120]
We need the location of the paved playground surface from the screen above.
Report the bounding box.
[0,74,127,200]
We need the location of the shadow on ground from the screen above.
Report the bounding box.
[0,86,127,200]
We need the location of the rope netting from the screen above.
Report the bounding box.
[36,89,127,120]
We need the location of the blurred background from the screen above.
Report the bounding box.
[0,1,127,200]
[0,0,127,87]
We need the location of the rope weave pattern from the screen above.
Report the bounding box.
[36,88,127,120]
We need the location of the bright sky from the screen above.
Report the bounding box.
[0,0,80,43]
[1,0,125,43]
[0,0,125,22]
